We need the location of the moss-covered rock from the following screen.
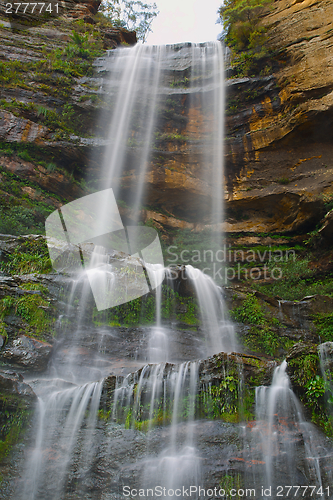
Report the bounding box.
[286,342,333,436]
[101,352,274,429]
[0,370,35,468]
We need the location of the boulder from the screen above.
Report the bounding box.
[1,335,53,372]
[0,369,36,398]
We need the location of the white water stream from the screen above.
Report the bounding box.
[15,41,229,500]
[247,361,333,497]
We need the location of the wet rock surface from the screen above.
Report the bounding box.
[0,369,36,398]
[1,335,53,372]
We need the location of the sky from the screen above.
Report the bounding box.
[146,0,222,45]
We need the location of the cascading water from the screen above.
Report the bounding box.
[18,280,108,500]
[111,360,201,497]
[245,360,333,498]
[92,41,225,249]
[13,41,230,500]
[186,265,236,355]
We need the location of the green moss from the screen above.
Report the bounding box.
[313,312,333,342]
[288,352,318,388]
[0,279,54,340]
[0,292,53,336]
[0,395,32,463]
[0,319,7,342]
[231,294,265,325]
[244,325,291,357]
[92,286,199,328]
[0,238,52,274]
[157,132,189,142]
[177,299,199,325]
[198,370,254,423]
[0,159,68,236]
[134,408,172,433]
[251,256,333,301]
[219,474,244,498]
[287,348,333,435]
[98,409,111,421]
[231,294,292,356]
[276,177,290,185]
[0,25,105,137]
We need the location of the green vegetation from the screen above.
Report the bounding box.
[0,319,7,342]
[0,238,52,275]
[0,24,105,137]
[231,293,290,356]
[199,375,243,422]
[109,363,257,431]
[220,474,244,499]
[251,256,333,301]
[0,205,46,236]
[288,348,333,436]
[0,395,31,463]
[244,324,289,357]
[92,285,199,327]
[218,0,273,76]
[313,312,333,342]
[0,282,54,339]
[155,132,189,143]
[320,193,333,214]
[170,76,190,88]
[0,145,72,236]
[276,177,290,185]
[304,372,333,436]
[231,293,265,325]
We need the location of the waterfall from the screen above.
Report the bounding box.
[16,42,231,500]
[111,360,201,498]
[14,37,333,500]
[91,41,225,250]
[186,265,236,355]
[247,361,333,497]
[319,342,333,433]
[147,264,169,363]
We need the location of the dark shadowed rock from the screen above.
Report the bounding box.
[1,335,53,372]
[318,210,333,244]
[0,369,36,398]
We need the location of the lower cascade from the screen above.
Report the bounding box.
[14,277,333,499]
[246,361,333,498]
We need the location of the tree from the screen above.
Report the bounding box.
[218,0,272,52]
[99,0,159,42]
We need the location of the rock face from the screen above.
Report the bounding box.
[0,12,137,222]
[1,1,332,235]
[1,335,53,371]
[222,0,333,233]
[0,370,36,398]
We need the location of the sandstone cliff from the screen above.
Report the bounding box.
[224,0,333,234]
[0,0,332,236]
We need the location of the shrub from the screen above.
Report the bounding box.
[218,0,273,76]
[313,312,333,342]
[231,293,265,325]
